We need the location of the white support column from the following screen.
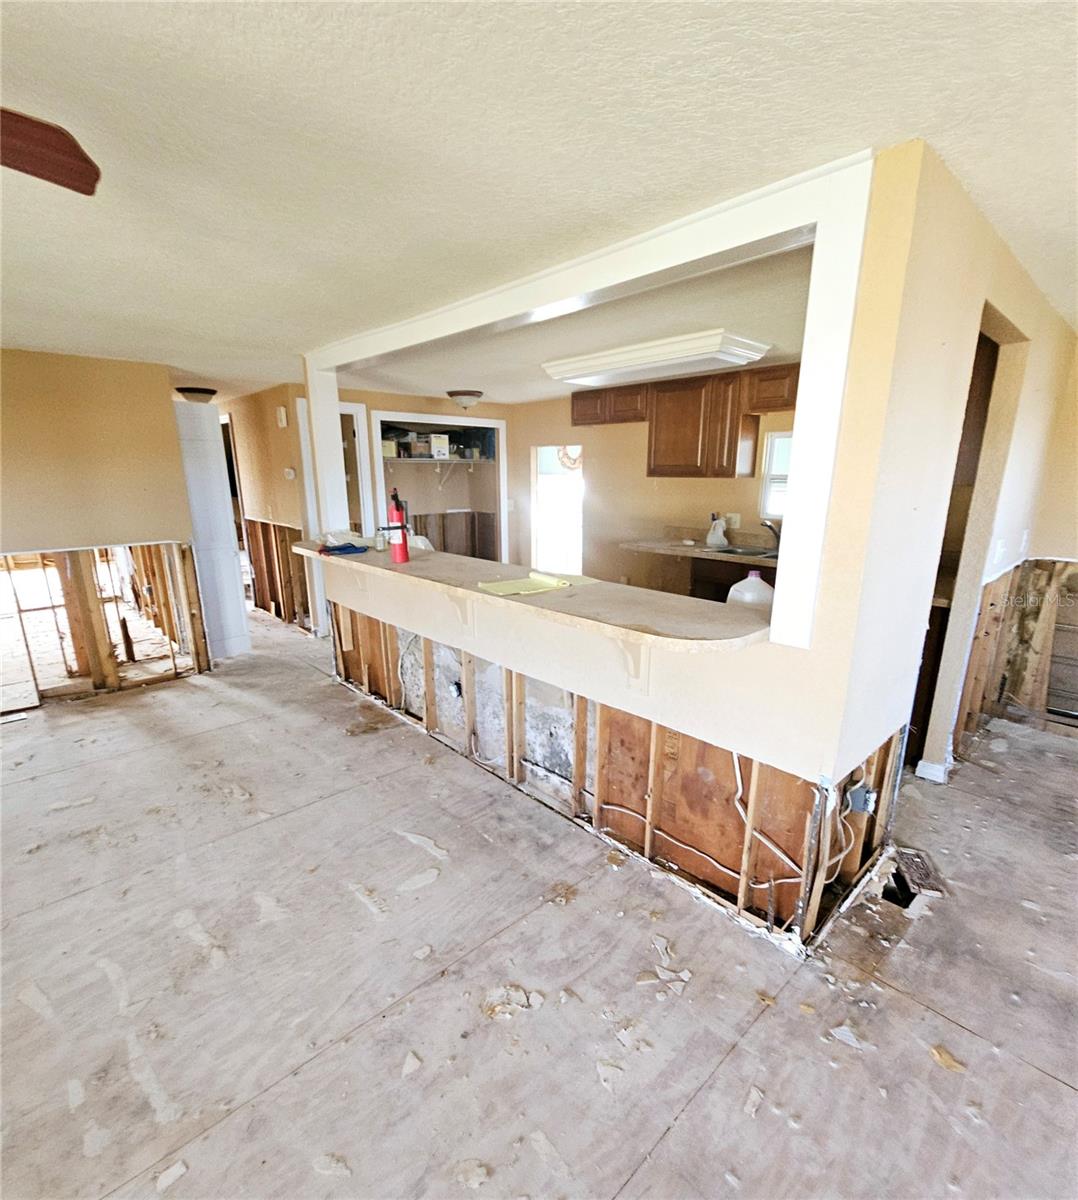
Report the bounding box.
[172,400,251,659]
[300,360,351,636]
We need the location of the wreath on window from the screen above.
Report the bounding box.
[556,446,583,471]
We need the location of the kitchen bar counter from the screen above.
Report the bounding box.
[295,542,768,648]
[620,539,779,570]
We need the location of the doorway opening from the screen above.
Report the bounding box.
[371,411,508,561]
[532,445,584,576]
[906,331,1000,764]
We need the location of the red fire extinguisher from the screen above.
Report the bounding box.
[386,487,410,564]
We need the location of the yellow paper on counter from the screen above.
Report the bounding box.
[478,571,574,596]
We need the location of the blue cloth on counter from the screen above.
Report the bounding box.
[318,543,369,556]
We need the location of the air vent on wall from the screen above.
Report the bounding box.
[542,328,770,389]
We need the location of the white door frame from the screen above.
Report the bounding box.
[339,401,376,536]
[369,410,510,562]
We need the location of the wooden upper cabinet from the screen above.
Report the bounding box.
[571,384,648,426]
[742,363,799,413]
[705,373,742,478]
[571,390,607,426]
[647,372,756,478]
[605,383,648,423]
[647,376,712,476]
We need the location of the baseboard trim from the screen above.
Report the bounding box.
[915,758,950,784]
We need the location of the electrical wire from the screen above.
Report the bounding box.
[469,730,500,769]
[651,828,740,881]
[731,751,804,874]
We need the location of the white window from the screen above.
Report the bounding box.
[760,432,792,521]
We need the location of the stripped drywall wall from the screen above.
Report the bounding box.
[0,350,193,552]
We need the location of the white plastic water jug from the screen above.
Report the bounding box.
[727,570,774,615]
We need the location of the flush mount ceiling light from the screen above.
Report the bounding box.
[447,389,483,410]
[541,329,771,389]
[175,386,218,403]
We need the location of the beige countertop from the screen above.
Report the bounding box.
[296,542,769,648]
[620,539,780,570]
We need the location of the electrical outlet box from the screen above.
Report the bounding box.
[846,784,877,814]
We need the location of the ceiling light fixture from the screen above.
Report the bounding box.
[176,386,218,402]
[447,389,483,410]
[542,328,770,389]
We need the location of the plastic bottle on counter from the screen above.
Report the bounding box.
[727,570,774,615]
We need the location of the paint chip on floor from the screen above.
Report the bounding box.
[395,830,449,860]
[156,1161,187,1192]
[312,1153,352,1177]
[450,1159,490,1189]
[930,1044,966,1072]
[398,867,440,892]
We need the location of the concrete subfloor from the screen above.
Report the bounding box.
[3,612,1076,1200]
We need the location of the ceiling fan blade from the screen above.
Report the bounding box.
[1,108,100,195]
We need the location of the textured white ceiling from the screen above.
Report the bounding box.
[340,247,812,403]
[1,1,1074,398]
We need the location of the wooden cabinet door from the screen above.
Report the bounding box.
[646,376,712,476]
[571,390,606,425]
[605,383,648,423]
[704,373,741,477]
[742,363,799,413]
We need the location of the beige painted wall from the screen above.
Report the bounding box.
[220,384,305,529]
[0,349,192,552]
[504,398,793,592]
[1031,343,1077,557]
[833,143,1077,771]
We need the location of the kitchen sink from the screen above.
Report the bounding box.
[708,546,778,558]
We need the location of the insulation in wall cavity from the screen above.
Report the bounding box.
[433,642,466,749]
[396,627,425,720]
[472,656,506,768]
[520,678,575,814]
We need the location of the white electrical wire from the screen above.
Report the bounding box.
[731,751,804,874]
[469,730,500,769]
[651,828,740,881]
[599,802,646,824]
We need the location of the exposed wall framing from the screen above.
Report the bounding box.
[243,519,309,628]
[0,543,209,711]
[956,558,1078,748]
[328,600,901,946]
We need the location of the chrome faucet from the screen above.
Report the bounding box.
[761,520,781,548]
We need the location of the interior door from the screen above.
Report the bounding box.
[646,376,712,476]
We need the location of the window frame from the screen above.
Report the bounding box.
[760,431,792,522]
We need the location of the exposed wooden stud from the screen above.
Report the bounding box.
[837,748,877,883]
[66,549,119,690]
[176,544,210,673]
[511,672,526,783]
[461,650,477,753]
[870,728,902,850]
[499,668,514,779]
[422,638,437,731]
[643,721,661,859]
[54,550,92,677]
[801,786,835,939]
[735,758,761,911]
[571,693,589,817]
[593,702,610,827]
